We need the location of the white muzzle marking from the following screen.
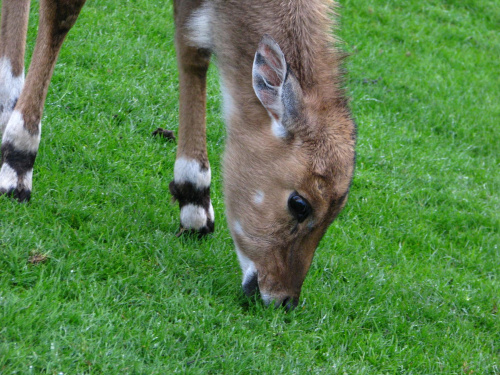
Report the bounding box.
[235,244,257,286]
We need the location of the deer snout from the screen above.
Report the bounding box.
[280,296,300,311]
[261,292,300,311]
[242,271,300,310]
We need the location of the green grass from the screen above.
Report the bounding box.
[1,0,498,373]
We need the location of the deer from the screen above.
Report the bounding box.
[0,0,356,310]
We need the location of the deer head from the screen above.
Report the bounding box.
[223,36,356,309]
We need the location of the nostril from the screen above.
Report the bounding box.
[281,296,299,311]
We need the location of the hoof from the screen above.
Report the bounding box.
[176,221,214,238]
[170,180,214,236]
[0,160,33,203]
[0,187,31,202]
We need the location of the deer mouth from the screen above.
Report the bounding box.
[242,271,300,310]
[242,271,259,297]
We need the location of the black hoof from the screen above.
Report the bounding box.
[0,187,31,202]
[176,220,214,239]
[170,180,214,238]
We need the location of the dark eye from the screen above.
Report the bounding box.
[288,192,311,223]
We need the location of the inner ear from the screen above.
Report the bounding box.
[252,35,287,121]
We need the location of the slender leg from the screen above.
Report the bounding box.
[0,0,86,201]
[169,0,214,235]
[0,0,30,134]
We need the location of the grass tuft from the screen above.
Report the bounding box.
[27,250,50,266]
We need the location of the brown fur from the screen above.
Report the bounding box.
[0,0,30,77]
[174,0,211,169]
[175,0,356,304]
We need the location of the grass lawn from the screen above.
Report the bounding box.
[1,0,498,373]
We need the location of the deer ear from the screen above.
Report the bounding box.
[252,35,287,122]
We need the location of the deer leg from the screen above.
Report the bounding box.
[0,0,30,135]
[169,0,214,235]
[0,0,86,201]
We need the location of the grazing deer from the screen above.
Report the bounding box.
[0,0,356,309]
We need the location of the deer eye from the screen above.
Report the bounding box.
[288,193,311,223]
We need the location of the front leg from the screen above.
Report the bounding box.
[170,1,214,235]
[0,0,86,201]
[0,0,30,135]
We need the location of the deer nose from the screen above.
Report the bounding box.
[280,296,299,311]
